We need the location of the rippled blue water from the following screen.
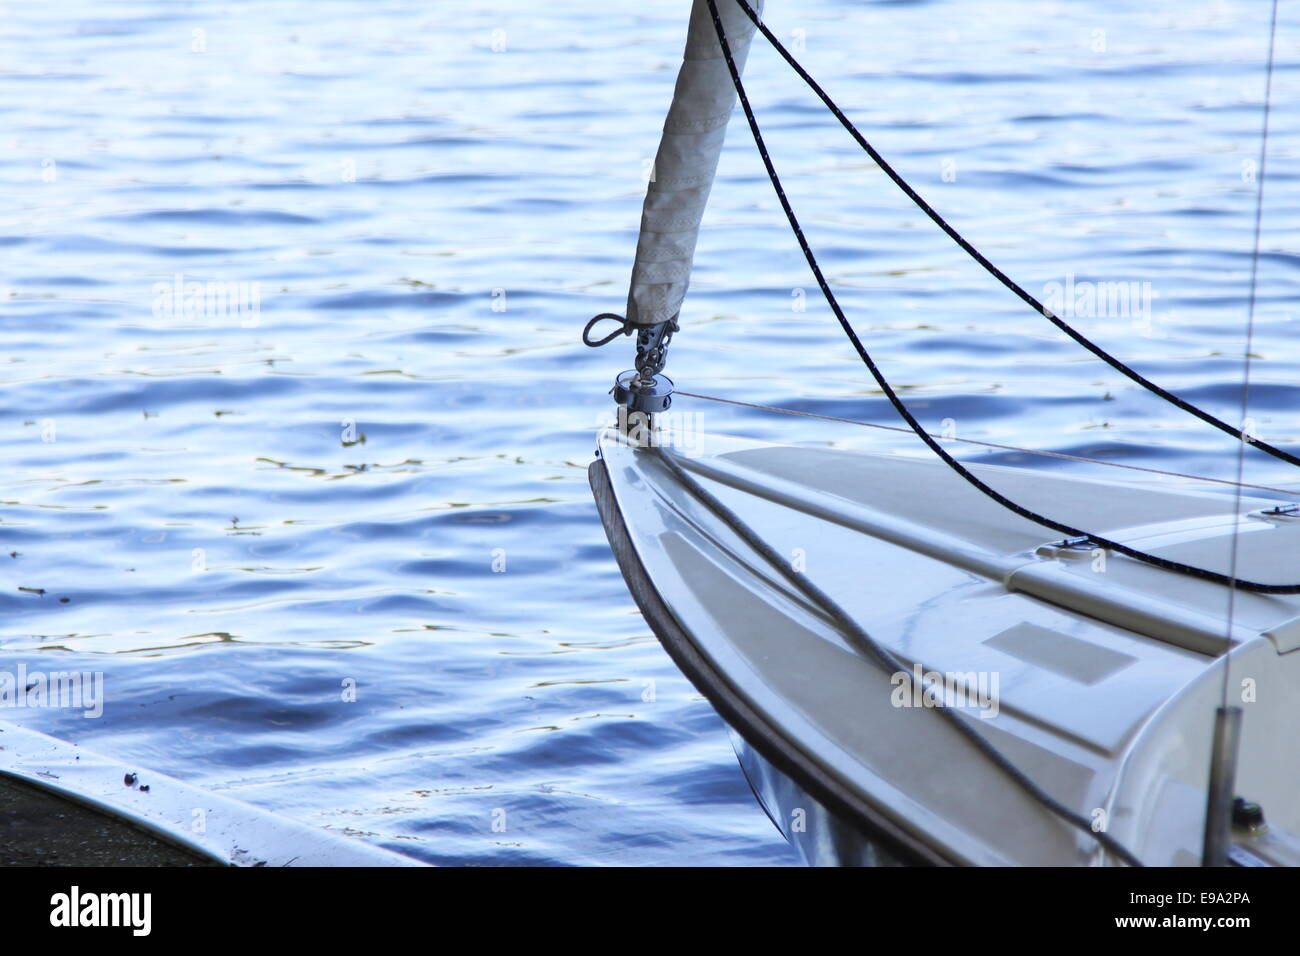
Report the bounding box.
[1,0,1297,865]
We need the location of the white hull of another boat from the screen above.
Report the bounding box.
[590,426,1300,866]
[0,720,423,866]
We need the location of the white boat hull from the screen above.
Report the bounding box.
[591,427,1300,866]
[0,720,423,866]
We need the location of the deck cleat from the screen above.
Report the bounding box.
[1034,534,1097,559]
[1255,502,1300,521]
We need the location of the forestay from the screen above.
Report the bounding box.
[625,0,765,327]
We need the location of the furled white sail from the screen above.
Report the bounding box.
[625,0,765,328]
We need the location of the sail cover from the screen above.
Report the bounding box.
[625,0,765,327]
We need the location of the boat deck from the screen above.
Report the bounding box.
[0,772,219,867]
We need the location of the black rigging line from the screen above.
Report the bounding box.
[728,0,1300,471]
[703,0,1300,594]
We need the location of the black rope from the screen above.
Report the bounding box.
[656,444,1143,866]
[704,0,1300,594]
[583,313,632,347]
[727,0,1300,471]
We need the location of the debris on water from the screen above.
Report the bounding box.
[17,587,45,596]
